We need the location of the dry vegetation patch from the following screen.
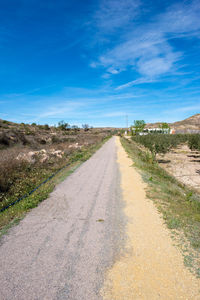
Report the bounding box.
[0,120,115,231]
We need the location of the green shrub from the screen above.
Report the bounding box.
[188,134,200,151]
[51,135,59,143]
[44,124,50,130]
[58,121,70,131]
[132,134,199,158]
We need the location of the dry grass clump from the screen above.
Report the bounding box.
[0,121,114,214]
[0,131,113,209]
[0,149,23,192]
[0,135,112,235]
[0,120,115,226]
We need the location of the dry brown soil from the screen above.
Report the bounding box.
[158,144,200,192]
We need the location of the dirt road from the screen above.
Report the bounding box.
[0,137,124,300]
[0,137,199,299]
[102,138,200,299]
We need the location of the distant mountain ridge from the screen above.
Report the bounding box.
[146,114,200,133]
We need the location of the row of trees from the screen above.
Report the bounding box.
[131,120,146,134]
[132,134,200,159]
[57,121,91,131]
[31,121,92,131]
[130,120,170,135]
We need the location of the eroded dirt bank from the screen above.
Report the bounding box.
[101,137,200,300]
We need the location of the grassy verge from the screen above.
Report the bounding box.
[0,136,111,238]
[121,137,200,277]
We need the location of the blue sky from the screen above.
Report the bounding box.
[0,0,200,127]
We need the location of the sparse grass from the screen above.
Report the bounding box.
[121,137,200,277]
[0,136,111,237]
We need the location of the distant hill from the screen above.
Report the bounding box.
[171,114,200,131]
[146,114,200,133]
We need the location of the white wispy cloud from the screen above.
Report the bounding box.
[116,77,159,90]
[160,103,200,122]
[98,27,181,81]
[172,104,200,113]
[1,86,145,124]
[91,0,200,88]
[0,113,8,117]
[107,67,120,74]
[36,101,86,119]
[157,1,200,36]
[94,0,140,33]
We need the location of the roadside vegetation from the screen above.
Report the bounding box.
[0,119,115,236]
[132,134,200,159]
[121,137,200,277]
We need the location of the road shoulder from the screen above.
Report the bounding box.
[101,137,200,300]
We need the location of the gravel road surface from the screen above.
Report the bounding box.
[0,137,124,300]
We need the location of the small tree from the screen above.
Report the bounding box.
[82,124,89,131]
[133,120,146,134]
[133,134,171,161]
[58,120,70,131]
[161,122,169,129]
[160,122,170,133]
[71,125,79,132]
[188,134,200,151]
[44,124,50,130]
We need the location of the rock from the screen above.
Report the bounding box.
[16,152,35,164]
[51,150,64,158]
[68,143,82,149]
[40,154,48,163]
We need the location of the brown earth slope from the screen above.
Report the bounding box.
[0,119,115,214]
[146,113,200,132]
[0,119,115,149]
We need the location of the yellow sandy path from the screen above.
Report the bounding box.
[101,137,200,300]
